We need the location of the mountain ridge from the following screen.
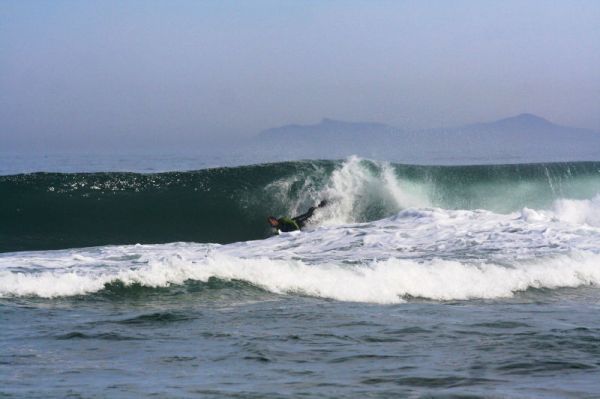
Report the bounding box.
[248,113,600,165]
[260,113,596,138]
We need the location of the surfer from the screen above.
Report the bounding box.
[267,200,328,233]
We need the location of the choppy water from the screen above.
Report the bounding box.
[2,156,600,397]
[3,287,600,398]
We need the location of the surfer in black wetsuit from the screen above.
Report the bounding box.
[268,200,327,233]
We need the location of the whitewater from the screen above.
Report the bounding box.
[2,156,600,398]
[2,156,600,302]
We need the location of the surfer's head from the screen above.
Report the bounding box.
[267,216,279,227]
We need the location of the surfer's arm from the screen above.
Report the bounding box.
[293,207,316,225]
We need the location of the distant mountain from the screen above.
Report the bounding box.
[254,118,401,160]
[246,114,600,164]
[466,113,556,131]
[259,118,398,141]
[440,113,595,138]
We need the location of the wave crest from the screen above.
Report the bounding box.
[2,246,600,303]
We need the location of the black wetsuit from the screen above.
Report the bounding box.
[277,207,317,232]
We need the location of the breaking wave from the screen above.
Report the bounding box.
[1,246,600,303]
[2,195,600,302]
[2,157,600,252]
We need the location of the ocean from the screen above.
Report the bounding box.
[2,155,600,398]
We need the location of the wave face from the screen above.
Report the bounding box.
[2,157,600,253]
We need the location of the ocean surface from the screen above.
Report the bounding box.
[2,155,600,398]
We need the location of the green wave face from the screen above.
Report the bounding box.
[2,159,600,253]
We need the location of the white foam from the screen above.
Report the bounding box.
[552,195,600,226]
[266,156,430,225]
[3,192,600,301]
[2,249,600,303]
[199,252,600,303]
[322,157,429,224]
[520,194,600,227]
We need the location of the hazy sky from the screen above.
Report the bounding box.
[1,0,599,151]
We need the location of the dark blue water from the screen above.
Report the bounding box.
[2,285,600,398]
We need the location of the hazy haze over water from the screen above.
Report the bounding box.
[1,0,599,152]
